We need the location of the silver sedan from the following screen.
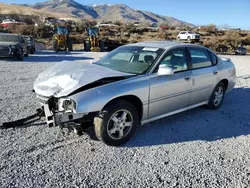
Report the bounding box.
[34,41,236,146]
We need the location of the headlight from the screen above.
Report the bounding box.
[60,99,76,112]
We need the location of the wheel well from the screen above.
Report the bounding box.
[104,95,143,121]
[220,79,229,90]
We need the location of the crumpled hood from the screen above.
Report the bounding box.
[0,42,18,47]
[34,61,132,97]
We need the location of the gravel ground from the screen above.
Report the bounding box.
[0,51,250,188]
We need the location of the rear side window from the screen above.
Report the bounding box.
[189,48,212,69]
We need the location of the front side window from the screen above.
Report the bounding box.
[95,46,164,74]
[159,48,188,73]
[189,48,212,69]
[21,37,25,44]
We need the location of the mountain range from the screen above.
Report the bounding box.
[2,0,194,27]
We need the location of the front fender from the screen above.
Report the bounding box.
[68,76,150,119]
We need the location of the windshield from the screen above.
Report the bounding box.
[0,35,18,42]
[95,46,164,74]
[188,31,195,34]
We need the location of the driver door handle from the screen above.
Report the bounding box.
[184,77,191,81]
[213,71,218,75]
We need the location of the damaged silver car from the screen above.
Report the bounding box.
[34,41,236,146]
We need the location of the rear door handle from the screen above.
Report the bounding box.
[184,77,191,81]
[213,71,218,75]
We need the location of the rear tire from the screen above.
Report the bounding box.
[67,39,73,52]
[94,100,139,146]
[52,40,58,52]
[30,48,34,54]
[206,82,225,109]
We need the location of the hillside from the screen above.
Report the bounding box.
[30,0,193,26]
[33,0,98,20]
[92,4,192,27]
[0,2,74,20]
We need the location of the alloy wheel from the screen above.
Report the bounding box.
[213,86,224,106]
[107,110,133,140]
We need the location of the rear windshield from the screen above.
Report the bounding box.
[0,35,18,42]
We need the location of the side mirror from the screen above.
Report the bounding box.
[157,65,174,76]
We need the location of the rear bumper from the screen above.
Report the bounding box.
[235,51,247,55]
[227,76,237,92]
[191,38,200,41]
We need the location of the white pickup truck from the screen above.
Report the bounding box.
[177,31,200,42]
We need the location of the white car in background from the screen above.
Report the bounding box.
[177,31,200,42]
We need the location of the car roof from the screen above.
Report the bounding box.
[0,33,19,36]
[126,41,206,50]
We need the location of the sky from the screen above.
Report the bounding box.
[2,0,250,29]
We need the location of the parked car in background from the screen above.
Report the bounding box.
[23,36,36,54]
[34,41,236,146]
[0,33,28,60]
[177,31,200,42]
[235,47,247,55]
[1,19,25,29]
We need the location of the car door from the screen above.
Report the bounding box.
[188,47,218,105]
[179,32,186,40]
[149,48,192,119]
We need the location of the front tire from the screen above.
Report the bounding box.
[52,40,58,52]
[206,82,225,109]
[30,48,34,54]
[94,100,139,146]
[16,49,24,61]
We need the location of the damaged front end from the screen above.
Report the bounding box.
[40,96,88,130]
[1,61,134,131]
[38,76,129,129]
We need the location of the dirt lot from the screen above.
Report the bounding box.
[0,51,250,188]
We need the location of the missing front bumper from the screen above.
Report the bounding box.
[43,103,87,127]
